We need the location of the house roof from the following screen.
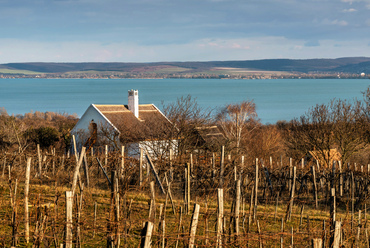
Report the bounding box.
[93,104,173,142]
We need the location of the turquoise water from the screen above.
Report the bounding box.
[0,78,369,124]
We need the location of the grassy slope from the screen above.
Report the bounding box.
[0,69,43,75]
[1,57,370,75]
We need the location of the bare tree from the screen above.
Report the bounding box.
[162,95,213,155]
[246,124,284,162]
[216,101,258,149]
[284,99,366,166]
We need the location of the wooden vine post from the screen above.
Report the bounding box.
[120,146,125,179]
[71,147,86,197]
[65,191,73,248]
[139,148,143,186]
[141,221,154,248]
[234,179,241,239]
[254,158,259,222]
[83,153,90,188]
[286,166,296,222]
[311,166,318,209]
[220,146,225,188]
[312,238,322,248]
[37,144,42,177]
[149,181,156,223]
[187,162,191,214]
[332,221,341,248]
[217,188,224,248]
[189,204,200,248]
[24,157,31,244]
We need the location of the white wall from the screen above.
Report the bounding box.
[71,104,112,149]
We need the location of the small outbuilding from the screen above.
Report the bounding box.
[190,125,227,152]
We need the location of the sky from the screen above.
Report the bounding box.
[0,0,370,63]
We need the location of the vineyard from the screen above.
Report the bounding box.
[1,144,370,248]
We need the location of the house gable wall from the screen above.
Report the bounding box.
[71,104,117,148]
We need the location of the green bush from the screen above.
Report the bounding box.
[25,126,60,149]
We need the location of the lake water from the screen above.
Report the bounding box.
[0,78,369,124]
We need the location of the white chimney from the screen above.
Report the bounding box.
[128,89,139,118]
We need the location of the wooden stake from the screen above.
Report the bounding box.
[187,162,191,214]
[235,179,241,238]
[333,221,341,248]
[339,161,343,197]
[105,144,108,169]
[164,173,176,215]
[24,157,31,244]
[311,166,318,209]
[139,148,143,186]
[71,147,86,197]
[93,202,97,238]
[83,153,89,188]
[37,144,42,177]
[149,181,156,223]
[175,207,183,248]
[141,221,154,248]
[189,204,200,248]
[280,218,284,248]
[220,146,225,188]
[286,166,296,222]
[254,158,259,222]
[217,188,224,248]
[212,153,216,183]
[120,146,125,179]
[145,150,166,194]
[312,238,322,248]
[65,191,73,248]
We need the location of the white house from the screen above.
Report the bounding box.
[71,90,176,157]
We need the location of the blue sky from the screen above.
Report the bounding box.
[0,0,369,63]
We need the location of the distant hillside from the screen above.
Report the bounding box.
[1,57,370,77]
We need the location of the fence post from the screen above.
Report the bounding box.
[286,166,296,222]
[187,163,191,214]
[333,221,341,248]
[234,179,241,238]
[65,191,73,248]
[311,238,322,248]
[140,148,143,186]
[83,153,89,188]
[71,147,86,197]
[189,204,200,248]
[120,146,125,179]
[105,144,108,169]
[149,181,156,223]
[37,144,42,177]
[311,166,318,209]
[141,221,154,248]
[24,157,31,244]
[175,207,183,248]
[220,146,225,188]
[254,158,259,222]
[212,153,216,183]
[217,188,224,248]
[339,161,343,197]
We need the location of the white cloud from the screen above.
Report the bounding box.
[341,0,370,8]
[342,8,357,12]
[322,19,348,26]
[0,37,369,63]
